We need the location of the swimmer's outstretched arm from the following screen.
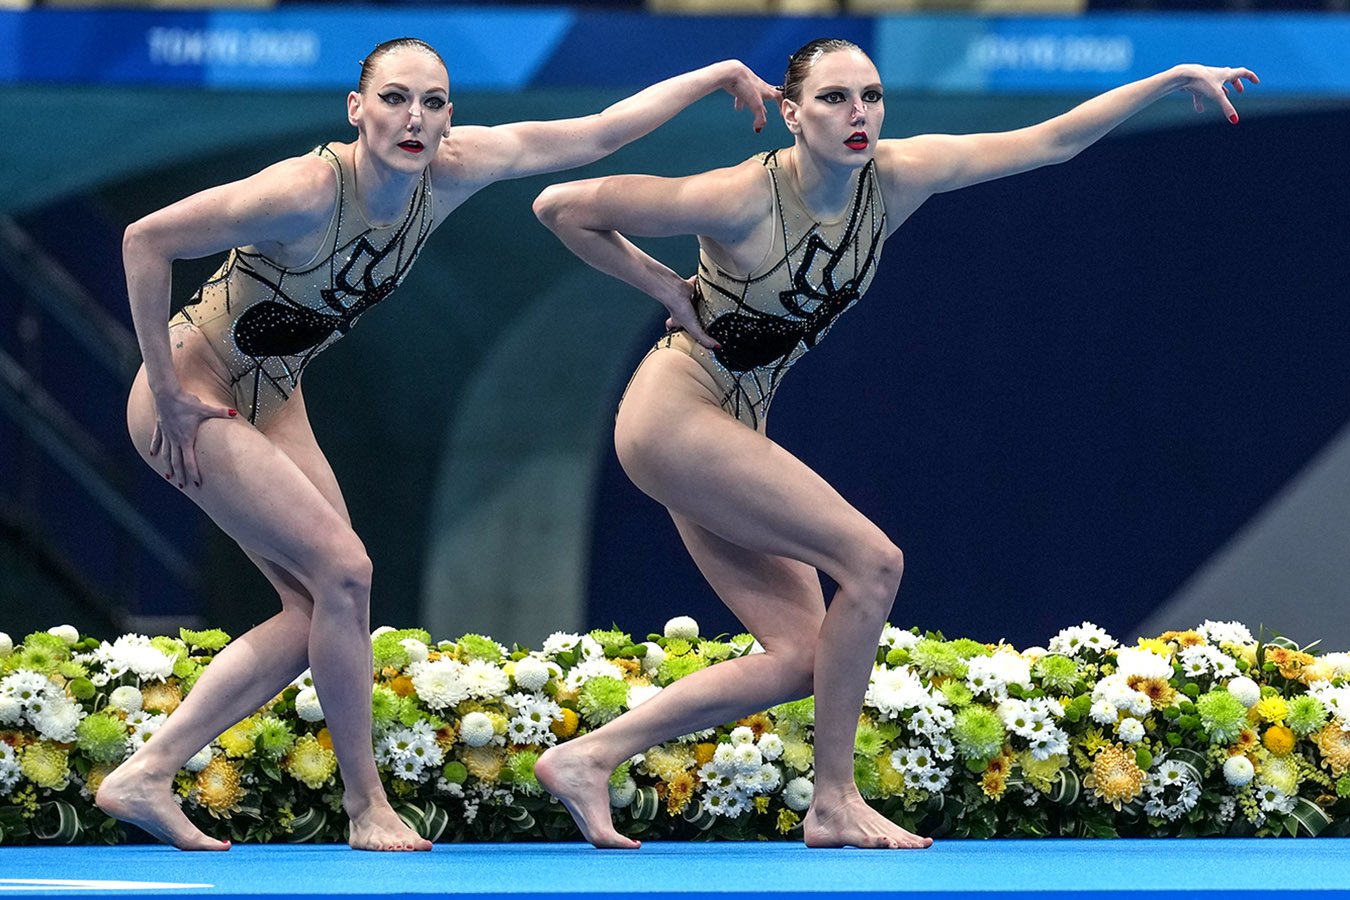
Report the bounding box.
[436,60,780,192]
[881,64,1258,203]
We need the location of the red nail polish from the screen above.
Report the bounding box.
[755,126,762,134]
[228,409,238,417]
[1229,114,1238,124]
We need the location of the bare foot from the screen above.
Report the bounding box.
[346,800,432,851]
[803,794,933,849]
[535,742,640,849]
[96,763,231,851]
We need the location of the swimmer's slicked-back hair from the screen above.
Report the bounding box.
[357,37,448,94]
[782,38,866,103]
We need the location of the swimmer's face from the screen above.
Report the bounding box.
[782,49,884,169]
[347,47,452,172]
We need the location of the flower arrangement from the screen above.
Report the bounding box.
[2,617,1349,844]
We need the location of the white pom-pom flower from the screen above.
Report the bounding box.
[370,626,396,639]
[0,696,21,725]
[757,733,784,761]
[729,726,756,746]
[294,687,325,722]
[1223,756,1255,787]
[0,633,11,657]
[47,625,80,645]
[783,776,814,812]
[1226,676,1261,709]
[109,686,143,714]
[184,746,214,773]
[459,712,496,748]
[608,775,637,808]
[512,657,551,692]
[639,642,666,675]
[1116,717,1145,744]
[664,616,700,640]
[399,638,429,664]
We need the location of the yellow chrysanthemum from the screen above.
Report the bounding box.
[980,752,1013,800]
[461,746,504,782]
[1304,660,1338,683]
[1086,743,1145,809]
[612,658,643,679]
[316,728,334,751]
[388,675,415,698]
[1254,695,1289,724]
[1128,676,1178,710]
[694,743,717,767]
[664,770,696,815]
[218,717,259,758]
[1263,756,1300,796]
[20,742,70,790]
[83,763,116,798]
[776,808,801,835]
[1019,752,1069,792]
[1234,729,1260,753]
[1314,722,1350,775]
[1159,630,1204,649]
[1080,728,1109,756]
[1263,725,1296,756]
[140,681,183,715]
[1266,647,1315,681]
[753,795,771,814]
[782,738,814,772]
[876,751,904,796]
[643,745,695,783]
[550,708,578,740]
[1135,638,1174,659]
[735,713,774,740]
[284,734,338,789]
[195,756,245,818]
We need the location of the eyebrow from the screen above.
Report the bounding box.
[814,83,884,92]
[379,81,448,94]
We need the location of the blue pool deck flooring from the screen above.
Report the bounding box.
[1,840,1349,898]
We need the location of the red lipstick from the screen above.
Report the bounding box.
[844,132,869,150]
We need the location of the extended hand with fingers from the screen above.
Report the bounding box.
[149,389,238,489]
[1176,64,1259,124]
[717,60,783,134]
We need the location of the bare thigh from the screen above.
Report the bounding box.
[615,349,895,581]
[127,335,364,587]
[669,511,826,652]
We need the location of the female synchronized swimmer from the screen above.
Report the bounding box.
[96,37,777,852]
[533,39,1256,850]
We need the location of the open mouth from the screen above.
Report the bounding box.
[844,132,869,150]
[398,140,425,153]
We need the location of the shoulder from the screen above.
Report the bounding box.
[247,149,341,222]
[686,156,774,226]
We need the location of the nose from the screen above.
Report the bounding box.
[406,104,423,131]
[850,99,867,123]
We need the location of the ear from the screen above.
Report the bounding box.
[781,97,801,135]
[442,101,454,138]
[347,90,362,129]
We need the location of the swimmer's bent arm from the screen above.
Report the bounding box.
[438,60,780,190]
[883,64,1258,201]
[534,160,771,348]
[124,155,336,483]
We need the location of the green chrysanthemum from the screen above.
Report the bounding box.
[608,760,631,787]
[853,757,881,799]
[283,734,337,790]
[441,761,468,785]
[22,632,71,662]
[951,706,1007,762]
[1287,694,1330,737]
[1032,655,1082,694]
[179,627,232,651]
[949,638,993,660]
[657,654,708,685]
[698,641,733,662]
[20,742,70,790]
[506,749,543,795]
[456,633,505,664]
[938,679,975,708]
[577,676,629,725]
[67,677,96,701]
[730,633,756,651]
[662,638,693,657]
[371,629,432,670]
[57,661,87,680]
[371,685,401,727]
[255,715,295,758]
[909,639,969,679]
[885,647,910,667]
[854,722,886,758]
[150,637,188,667]
[772,697,815,731]
[1195,690,1248,743]
[587,629,632,655]
[76,712,129,764]
[1337,773,1350,799]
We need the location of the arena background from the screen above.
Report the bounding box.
[1,3,1347,653]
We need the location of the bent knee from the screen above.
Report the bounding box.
[841,540,905,602]
[310,538,373,605]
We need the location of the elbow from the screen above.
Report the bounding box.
[122,218,148,261]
